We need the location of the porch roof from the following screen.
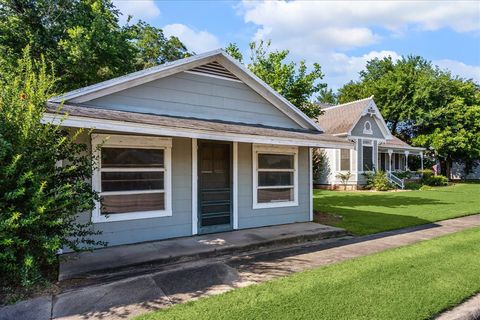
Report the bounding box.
[43,103,354,149]
[379,136,425,153]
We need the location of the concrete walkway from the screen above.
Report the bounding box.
[2,214,480,320]
[59,222,346,280]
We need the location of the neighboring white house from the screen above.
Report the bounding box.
[314,96,425,189]
[451,162,480,180]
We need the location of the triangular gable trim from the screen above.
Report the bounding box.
[347,98,393,140]
[48,49,322,131]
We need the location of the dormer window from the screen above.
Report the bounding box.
[363,121,373,135]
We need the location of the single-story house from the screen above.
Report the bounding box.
[314,97,425,189]
[43,49,352,247]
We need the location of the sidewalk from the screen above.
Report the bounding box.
[2,214,480,320]
[59,222,347,281]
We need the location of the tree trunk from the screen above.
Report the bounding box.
[446,156,452,180]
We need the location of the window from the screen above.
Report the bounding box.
[362,141,373,171]
[253,145,298,209]
[340,149,350,171]
[91,134,172,222]
[363,120,373,135]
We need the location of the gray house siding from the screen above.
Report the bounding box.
[81,136,193,247]
[73,132,311,247]
[350,116,386,139]
[237,142,310,228]
[87,72,302,130]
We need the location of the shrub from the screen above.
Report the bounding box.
[419,169,435,180]
[313,148,330,184]
[394,171,413,179]
[363,171,394,191]
[336,171,352,190]
[405,182,423,190]
[423,175,449,186]
[0,50,103,291]
[419,169,448,186]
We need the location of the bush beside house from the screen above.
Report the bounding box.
[0,51,103,302]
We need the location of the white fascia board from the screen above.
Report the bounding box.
[346,99,392,140]
[365,100,393,139]
[378,145,426,152]
[42,113,353,149]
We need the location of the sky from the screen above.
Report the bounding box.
[113,0,480,90]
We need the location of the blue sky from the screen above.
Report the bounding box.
[113,0,480,90]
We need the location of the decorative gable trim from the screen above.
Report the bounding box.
[347,98,392,140]
[48,49,322,131]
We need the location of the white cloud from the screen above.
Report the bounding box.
[238,1,480,89]
[163,24,221,53]
[240,1,479,55]
[434,59,480,83]
[323,52,480,90]
[322,51,401,90]
[113,0,161,24]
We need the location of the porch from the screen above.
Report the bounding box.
[59,222,346,281]
[377,148,424,173]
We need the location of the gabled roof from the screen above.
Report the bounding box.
[48,49,322,132]
[315,96,392,139]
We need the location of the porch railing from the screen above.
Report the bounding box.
[387,171,404,189]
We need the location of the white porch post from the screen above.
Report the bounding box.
[405,151,410,171]
[388,149,393,173]
[420,152,424,172]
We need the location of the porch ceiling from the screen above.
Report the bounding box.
[43,103,354,149]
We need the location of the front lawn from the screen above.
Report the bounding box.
[137,226,480,320]
[314,183,480,235]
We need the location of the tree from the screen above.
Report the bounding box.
[125,20,190,69]
[337,56,438,138]
[226,41,326,118]
[317,88,337,105]
[0,50,103,290]
[0,0,190,92]
[413,79,480,178]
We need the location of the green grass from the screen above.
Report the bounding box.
[314,183,480,235]
[136,227,480,320]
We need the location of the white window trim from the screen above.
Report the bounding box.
[363,120,373,135]
[252,144,299,209]
[338,149,352,172]
[359,139,375,173]
[91,134,172,223]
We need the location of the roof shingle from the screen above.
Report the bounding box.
[315,97,372,134]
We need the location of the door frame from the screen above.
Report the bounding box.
[191,139,238,235]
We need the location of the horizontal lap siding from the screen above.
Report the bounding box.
[77,136,193,247]
[237,142,310,228]
[88,72,302,129]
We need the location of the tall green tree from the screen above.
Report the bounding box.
[125,20,190,69]
[0,0,189,92]
[226,41,326,118]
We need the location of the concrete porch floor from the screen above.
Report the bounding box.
[59,222,346,281]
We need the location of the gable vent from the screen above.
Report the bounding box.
[188,61,240,81]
